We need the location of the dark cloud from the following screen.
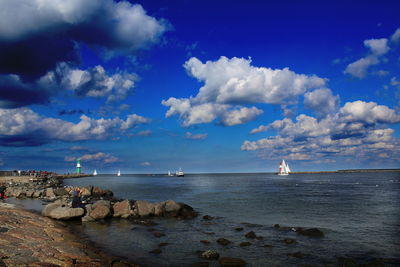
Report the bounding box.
[0,0,167,108]
[0,74,52,108]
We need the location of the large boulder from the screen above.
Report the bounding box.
[113,200,132,218]
[164,200,181,213]
[92,187,114,197]
[42,203,62,217]
[89,204,111,220]
[154,202,166,216]
[80,186,92,197]
[135,200,155,217]
[32,190,44,198]
[92,200,111,209]
[47,207,84,220]
[53,187,68,196]
[45,188,56,198]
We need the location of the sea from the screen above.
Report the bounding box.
[12,172,400,266]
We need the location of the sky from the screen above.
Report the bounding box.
[0,0,399,173]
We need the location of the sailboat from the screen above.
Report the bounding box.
[168,171,174,177]
[93,169,97,176]
[117,170,121,177]
[278,160,290,176]
[176,168,184,177]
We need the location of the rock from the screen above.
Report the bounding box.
[217,238,231,246]
[245,231,256,239]
[45,188,56,198]
[154,201,166,216]
[92,200,111,209]
[42,202,62,216]
[89,203,111,220]
[235,227,244,231]
[113,200,132,218]
[219,257,247,266]
[130,219,158,226]
[283,238,297,245]
[81,215,95,222]
[201,250,219,260]
[158,242,169,247]
[53,188,68,196]
[153,232,166,238]
[200,240,211,245]
[135,200,155,217]
[80,186,92,197]
[297,228,324,238]
[287,251,305,258]
[47,207,85,220]
[203,215,214,220]
[240,242,251,247]
[178,203,198,219]
[164,200,181,213]
[25,190,34,198]
[32,190,43,198]
[149,248,162,254]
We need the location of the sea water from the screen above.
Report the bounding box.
[25,172,400,266]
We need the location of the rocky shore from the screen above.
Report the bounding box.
[0,203,138,266]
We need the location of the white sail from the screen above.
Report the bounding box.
[93,169,97,176]
[278,160,289,175]
[117,170,121,176]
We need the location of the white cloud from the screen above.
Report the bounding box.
[163,56,326,126]
[185,132,208,140]
[242,101,400,162]
[0,107,150,146]
[391,27,400,43]
[344,56,379,78]
[140,161,151,166]
[64,152,119,164]
[250,125,268,134]
[304,88,339,118]
[364,38,389,56]
[344,33,397,79]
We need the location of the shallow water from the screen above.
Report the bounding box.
[16,172,400,266]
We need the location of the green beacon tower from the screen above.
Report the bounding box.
[76,158,81,174]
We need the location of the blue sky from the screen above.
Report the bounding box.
[0,0,399,173]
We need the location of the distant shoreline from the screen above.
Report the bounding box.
[291,169,400,174]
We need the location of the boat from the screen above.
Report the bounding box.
[117,170,121,176]
[168,171,174,177]
[93,169,97,176]
[278,160,290,176]
[176,168,184,177]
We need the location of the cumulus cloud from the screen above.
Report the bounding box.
[242,101,400,162]
[0,63,138,108]
[140,161,151,166]
[250,125,269,134]
[163,56,325,126]
[344,29,400,78]
[0,0,167,107]
[0,107,150,146]
[65,152,119,164]
[185,132,208,140]
[304,88,340,118]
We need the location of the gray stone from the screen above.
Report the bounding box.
[164,200,181,213]
[48,207,85,220]
[135,200,155,217]
[113,200,132,218]
[42,202,61,216]
[92,200,111,209]
[154,202,166,216]
[45,187,56,198]
[53,187,68,196]
[89,204,111,220]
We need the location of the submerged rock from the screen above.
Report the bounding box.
[217,238,231,246]
[219,257,247,267]
[240,242,251,247]
[245,231,256,239]
[201,250,219,260]
[283,238,298,245]
[297,228,324,238]
[287,251,305,258]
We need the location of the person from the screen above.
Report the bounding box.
[71,188,81,208]
[0,186,7,200]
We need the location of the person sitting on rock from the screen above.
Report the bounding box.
[72,188,81,208]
